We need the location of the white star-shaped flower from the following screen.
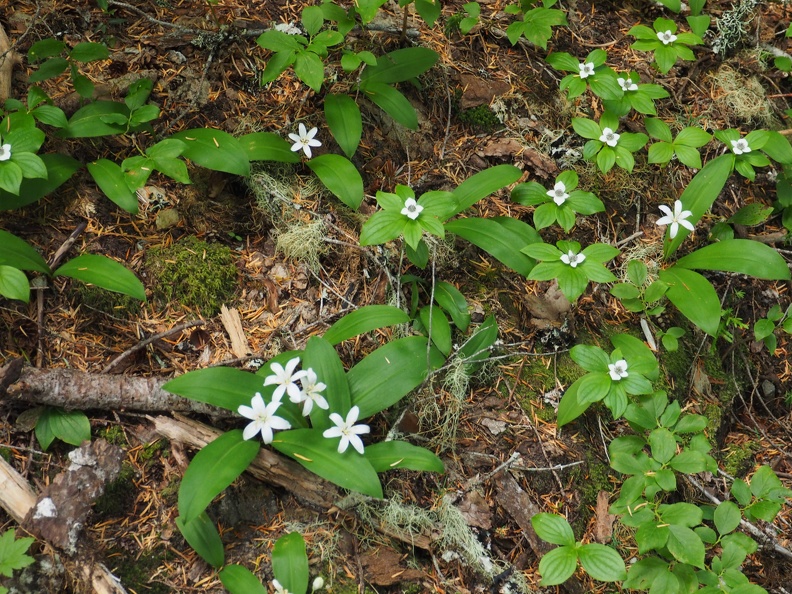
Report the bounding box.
[578,61,595,79]
[238,392,291,443]
[599,127,620,147]
[560,250,586,268]
[0,143,11,161]
[608,359,629,381]
[323,406,370,454]
[617,77,638,92]
[291,368,329,416]
[272,579,291,594]
[547,182,569,206]
[656,199,695,239]
[730,138,751,155]
[263,357,307,402]
[288,123,322,158]
[400,197,423,220]
[657,30,677,45]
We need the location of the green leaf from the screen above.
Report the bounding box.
[645,118,673,142]
[570,345,609,372]
[170,129,250,176]
[667,524,706,568]
[363,82,418,130]
[419,305,452,356]
[10,151,47,180]
[648,141,675,164]
[0,265,30,302]
[0,529,35,578]
[660,502,703,527]
[538,546,579,586]
[28,57,69,83]
[348,336,441,418]
[69,41,109,62]
[87,159,139,213]
[272,532,309,594]
[54,254,146,300]
[714,501,741,536]
[365,441,444,473]
[0,161,23,195]
[0,230,50,273]
[272,428,383,497]
[434,281,471,331]
[27,38,66,61]
[359,210,406,246]
[238,132,300,163]
[676,126,712,147]
[361,47,439,85]
[307,154,364,210]
[302,336,349,430]
[659,267,721,336]
[176,513,224,568]
[572,117,602,140]
[676,239,791,280]
[577,372,612,405]
[649,427,677,464]
[57,100,129,138]
[324,305,409,345]
[458,314,498,367]
[674,144,703,169]
[36,407,91,449]
[454,165,522,214]
[324,94,362,158]
[294,51,325,92]
[445,217,539,277]
[531,513,576,546]
[219,565,267,594]
[165,368,269,410]
[178,429,260,523]
[636,522,670,553]
[578,543,627,581]
[760,131,792,164]
[728,203,773,226]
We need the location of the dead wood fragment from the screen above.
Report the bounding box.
[593,491,616,544]
[0,22,22,101]
[4,364,231,416]
[0,453,127,594]
[220,305,251,358]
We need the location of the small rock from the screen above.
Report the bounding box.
[155,208,180,230]
[761,379,776,398]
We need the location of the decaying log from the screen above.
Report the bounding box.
[0,22,22,101]
[151,413,340,509]
[0,452,127,594]
[2,362,230,416]
[151,414,436,549]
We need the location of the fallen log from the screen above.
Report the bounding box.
[2,361,230,416]
[150,414,436,549]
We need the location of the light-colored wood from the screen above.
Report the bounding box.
[220,304,251,358]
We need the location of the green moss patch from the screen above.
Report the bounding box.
[144,235,237,316]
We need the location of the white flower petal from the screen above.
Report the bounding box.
[323,426,343,439]
[348,434,365,455]
[242,422,260,441]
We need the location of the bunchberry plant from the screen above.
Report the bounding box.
[510,170,604,232]
[571,112,649,173]
[546,49,621,100]
[521,240,620,302]
[629,17,703,74]
[602,71,670,116]
[504,0,567,49]
[609,260,669,316]
[555,334,658,424]
[257,6,344,92]
[645,118,712,169]
[714,129,785,181]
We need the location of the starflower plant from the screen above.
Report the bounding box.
[288,123,322,158]
[572,112,648,173]
[546,48,621,100]
[521,240,619,302]
[602,71,670,116]
[628,17,703,74]
[0,119,48,195]
[511,170,605,232]
[656,199,695,239]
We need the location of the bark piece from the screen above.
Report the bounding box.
[0,23,22,101]
[220,304,251,358]
[459,74,511,109]
[494,473,548,558]
[25,439,124,555]
[458,490,492,530]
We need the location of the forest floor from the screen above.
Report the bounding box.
[1,0,792,593]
